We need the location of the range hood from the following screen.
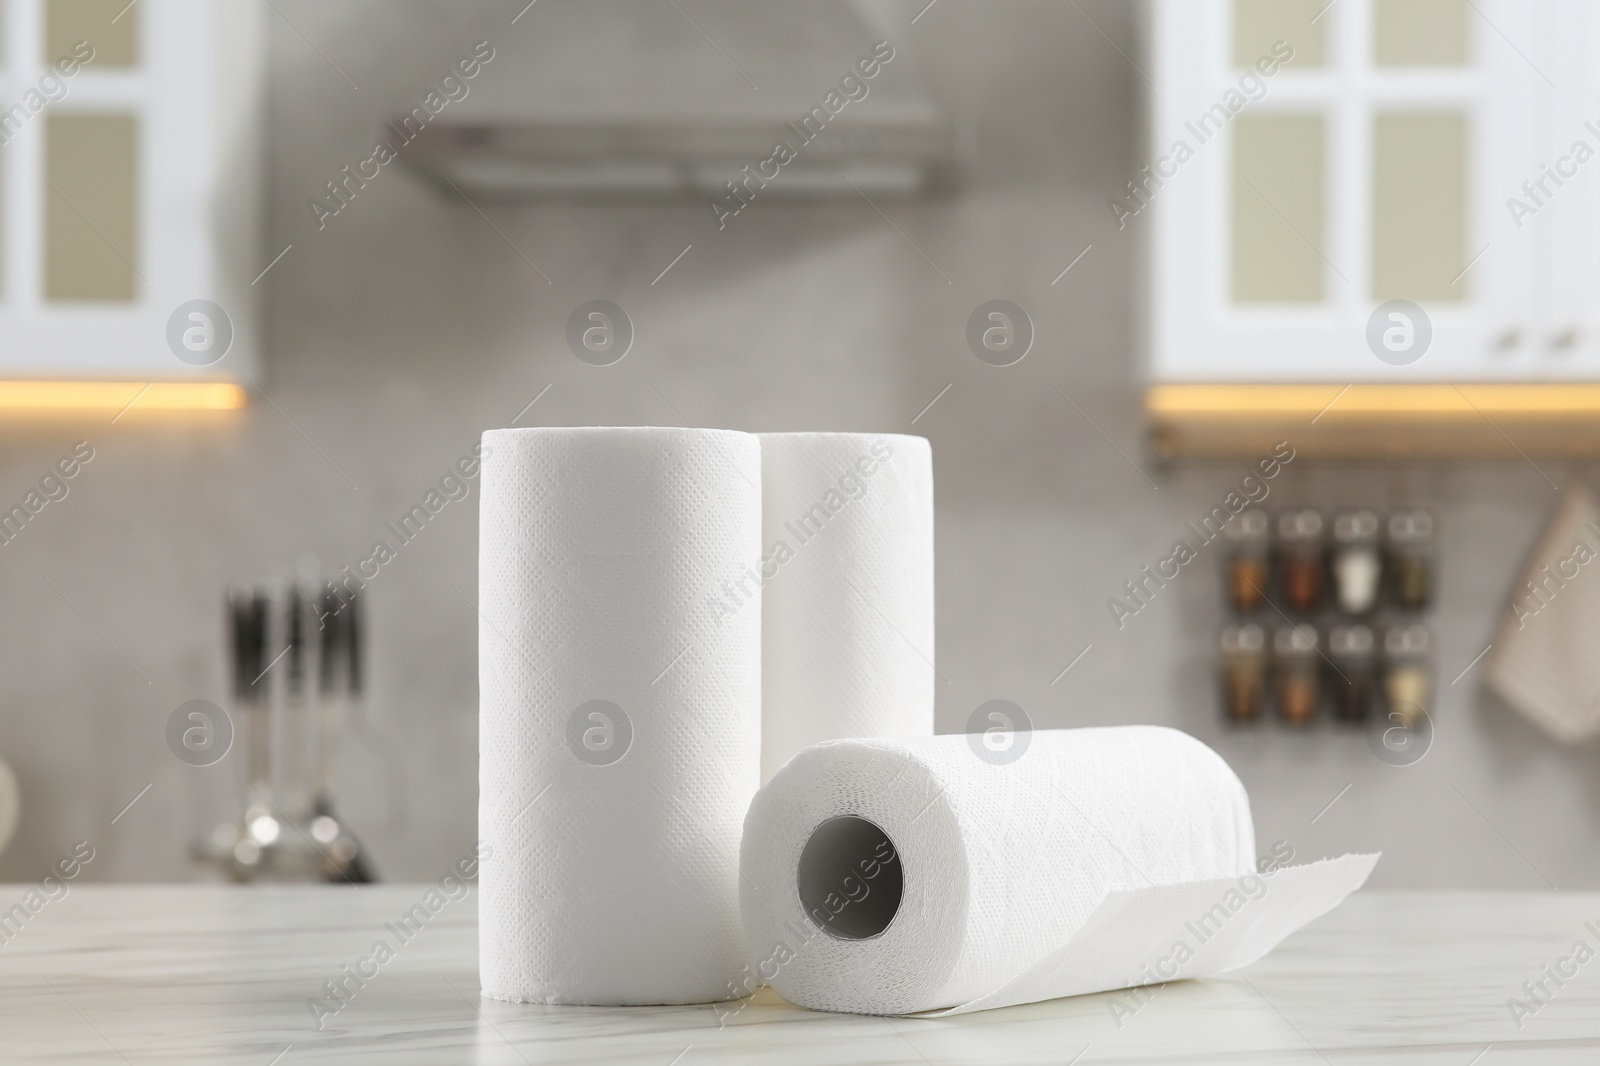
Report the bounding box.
[399,0,953,201]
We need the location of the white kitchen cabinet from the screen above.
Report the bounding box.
[0,0,262,389]
[1542,0,1600,379]
[1144,0,1580,383]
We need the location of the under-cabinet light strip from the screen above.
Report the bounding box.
[0,381,245,411]
[1147,384,1600,418]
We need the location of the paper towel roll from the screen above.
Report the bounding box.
[740,728,1377,1015]
[758,433,934,781]
[478,426,762,1005]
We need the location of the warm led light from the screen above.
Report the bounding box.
[0,380,245,412]
[1147,383,1600,418]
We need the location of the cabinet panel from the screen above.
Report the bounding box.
[1371,112,1466,302]
[46,0,138,66]
[44,112,137,301]
[1234,0,1325,68]
[1538,0,1600,375]
[1233,114,1327,302]
[1373,0,1468,66]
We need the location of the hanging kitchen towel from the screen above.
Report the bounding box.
[740,728,1378,1015]
[478,426,762,1005]
[758,433,934,782]
[1486,484,1600,744]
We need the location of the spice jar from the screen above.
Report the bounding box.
[1222,509,1271,612]
[1327,624,1376,723]
[1387,509,1435,611]
[1331,510,1383,615]
[1220,623,1267,723]
[1382,624,1432,727]
[1277,509,1325,614]
[1273,623,1321,726]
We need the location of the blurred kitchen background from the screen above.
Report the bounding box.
[0,0,1596,889]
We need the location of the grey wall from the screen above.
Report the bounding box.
[0,0,1594,890]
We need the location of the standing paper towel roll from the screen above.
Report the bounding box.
[758,433,934,781]
[740,728,1377,1015]
[479,427,762,1005]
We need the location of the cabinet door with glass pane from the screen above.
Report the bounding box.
[1147,0,1543,382]
[0,0,261,382]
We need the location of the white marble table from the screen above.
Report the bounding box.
[0,886,1596,1064]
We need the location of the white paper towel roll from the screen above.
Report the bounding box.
[740,728,1377,1015]
[478,426,762,1005]
[758,433,934,782]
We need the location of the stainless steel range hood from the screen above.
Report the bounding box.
[399,0,953,201]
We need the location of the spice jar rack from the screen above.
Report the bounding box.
[1218,507,1436,728]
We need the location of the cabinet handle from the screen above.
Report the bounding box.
[1550,327,1581,352]
[1495,327,1522,352]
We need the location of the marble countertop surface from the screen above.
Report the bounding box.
[1,885,1596,1064]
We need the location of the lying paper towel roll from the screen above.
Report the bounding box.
[740,728,1377,1015]
[478,426,762,1005]
[758,433,934,782]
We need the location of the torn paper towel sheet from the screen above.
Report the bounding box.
[478,427,762,1005]
[1486,484,1600,744]
[929,853,1377,1015]
[758,433,935,782]
[740,728,1377,1015]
